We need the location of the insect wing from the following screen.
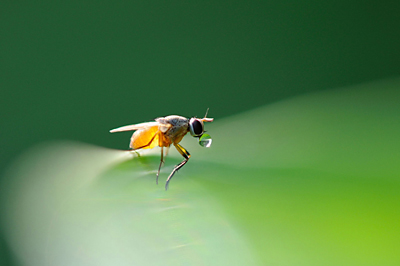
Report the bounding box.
[130,125,160,150]
[109,122,159,133]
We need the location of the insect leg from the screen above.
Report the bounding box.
[156,146,164,185]
[165,143,190,190]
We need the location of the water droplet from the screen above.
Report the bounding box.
[199,134,212,148]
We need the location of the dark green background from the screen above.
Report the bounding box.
[1,1,400,265]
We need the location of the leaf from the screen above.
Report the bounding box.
[2,78,400,266]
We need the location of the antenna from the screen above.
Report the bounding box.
[204,108,209,118]
[201,108,213,122]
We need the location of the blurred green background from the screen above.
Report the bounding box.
[1,1,400,265]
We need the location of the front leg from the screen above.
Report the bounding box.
[156,146,164,185]
[165,143,190,190]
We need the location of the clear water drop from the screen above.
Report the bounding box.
[199,134,212,147]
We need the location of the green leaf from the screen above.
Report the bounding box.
[2,79,400,266]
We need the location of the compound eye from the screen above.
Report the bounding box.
[189,118,204,137]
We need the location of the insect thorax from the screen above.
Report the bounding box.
[156,115,189,136]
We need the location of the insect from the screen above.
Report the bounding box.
[110,111,213,190]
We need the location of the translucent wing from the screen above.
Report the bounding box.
[109,122,160,133]
[110,120,173,150]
